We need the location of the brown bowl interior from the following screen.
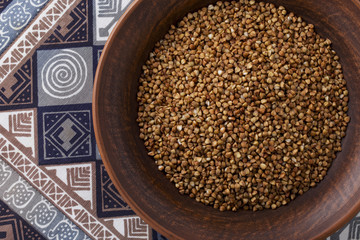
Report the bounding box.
[93,0,360,239]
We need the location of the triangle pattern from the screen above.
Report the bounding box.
[90,223,98,231]
[65,207,73,215]
[14,157,25,168]
[83,223,90,231]
[25,165,32,173]
[10,57,17,64]
[8,149,16,159]
[48,192,56,201]
[18,164,25,173]
[2,64,9,72]
[24,159,32,167]
[40,179,47,187]
[95,230,105,238]
[74,208,81,216]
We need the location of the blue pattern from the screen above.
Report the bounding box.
[0,0,50,53]
[38,104,96,165]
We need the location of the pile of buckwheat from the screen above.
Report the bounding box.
[136,0,349,211]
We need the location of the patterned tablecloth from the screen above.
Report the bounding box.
[0,0,358,239]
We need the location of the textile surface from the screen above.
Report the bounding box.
[0,0,358,239]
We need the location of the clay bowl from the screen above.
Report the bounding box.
[93,0,360,239]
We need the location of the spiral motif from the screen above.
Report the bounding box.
[41,49,87,99]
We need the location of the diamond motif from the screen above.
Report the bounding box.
[38,105,95,164]
[45,115,88,154]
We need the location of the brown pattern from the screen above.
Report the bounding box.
[0,219,20,240]
[9,112,32,137]
[0,109,37,160]
[0,126,122,240]
[43,0,89,45]
[124,218,148,239]
[0,58,32,106]
[44,163,95,208]
[67,166,91,191]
